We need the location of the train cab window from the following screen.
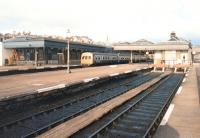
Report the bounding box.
[85,56,87,59]
[82,56,85,59]
[88,56,91,59]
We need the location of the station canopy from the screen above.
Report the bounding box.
[3,36,113,52]
[113,39,191,51]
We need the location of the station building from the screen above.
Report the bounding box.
[0,36,113,66]
[113,32,193,67]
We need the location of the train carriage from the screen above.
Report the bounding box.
[81,52,119,66]
[81,52,147,66]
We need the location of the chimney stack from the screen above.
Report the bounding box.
[170,31,176,39]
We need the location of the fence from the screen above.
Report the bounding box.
[13,60,81,66]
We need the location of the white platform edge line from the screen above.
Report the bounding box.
[18,68,29,71]
[124,70,132,73]
[109,65,117,68]
[160,104,175,125]
[182,78,186,82]
[37,84,65,93]
[176,86,183,95]
[0,70,9,72]
[93,77,100,80]
[36,67,45,69]
[109,73,119,76]
[50,66,57,68]
[83,78,93,82]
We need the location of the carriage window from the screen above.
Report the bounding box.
[88,56,91,59]
[85,56,87,59]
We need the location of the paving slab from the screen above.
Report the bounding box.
[154,63,200,138]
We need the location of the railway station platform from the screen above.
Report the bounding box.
[0,64,81,76]
[154,63,200,138]
[0,64,78,71]
[0,63,151,100]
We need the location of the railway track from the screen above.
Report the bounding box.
[0,72,160,138]
[71,73,184,138]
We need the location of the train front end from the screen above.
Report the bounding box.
[81,52,94,66]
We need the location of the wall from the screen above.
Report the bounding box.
[0,42,2,66]
[165,51,176,66]
[154,50,190,66]
[0,42,12,66]
[154,51,162,64]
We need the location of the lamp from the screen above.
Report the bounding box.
[66,29,71,73]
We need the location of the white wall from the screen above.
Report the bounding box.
[0,42,12,66]
[165,51,176,66]
[154,51,162,64]
[0,42,2,66]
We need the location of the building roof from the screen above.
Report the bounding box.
[113,39,191,51]
[3,36,113,52]
[113,44,190,51]
[133,39,154,45]
[114,39,154,46]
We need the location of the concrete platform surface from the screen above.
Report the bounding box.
[154,63,200,138]
[0,64,76,71]
[0,64,149,99]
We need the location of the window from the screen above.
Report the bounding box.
[82,56,85,59]
[85,56,87,59]
[89,56,91,59]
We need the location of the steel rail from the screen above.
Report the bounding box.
[23,73,158,138]
[78,74,184,138]
[87,75,171,138]
[143,73,183,138]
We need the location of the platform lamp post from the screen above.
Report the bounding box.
[66,29,71,73]
[146,50,149,65]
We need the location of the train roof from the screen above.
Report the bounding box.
[82,52,118,55]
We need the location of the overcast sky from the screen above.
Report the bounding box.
[0,0,200,44]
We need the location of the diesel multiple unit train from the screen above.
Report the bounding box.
[81,52,148,66]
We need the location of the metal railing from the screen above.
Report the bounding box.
[13,60,81,66]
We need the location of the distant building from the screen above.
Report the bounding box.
[72,36,93,44]
[1,36,113,66]
[113,32,193,66]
